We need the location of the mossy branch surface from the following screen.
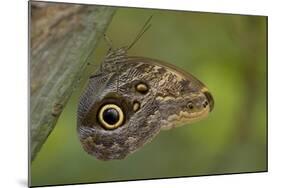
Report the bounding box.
[30,1,116,162]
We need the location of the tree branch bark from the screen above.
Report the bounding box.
[29,1,116,162]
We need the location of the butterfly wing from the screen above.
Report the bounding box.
[77,55,214,160]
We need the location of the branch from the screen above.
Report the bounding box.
[30,1,116,162]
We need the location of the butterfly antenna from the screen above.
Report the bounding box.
[127,15,153,50]
[117,15,153,93]
[103,33,114,51]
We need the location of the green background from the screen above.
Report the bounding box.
[31,5,267,186]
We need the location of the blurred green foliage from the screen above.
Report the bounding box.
[31,6,267,187]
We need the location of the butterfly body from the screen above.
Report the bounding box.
[77,47,214,160]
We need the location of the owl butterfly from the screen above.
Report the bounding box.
[77,16,214,160]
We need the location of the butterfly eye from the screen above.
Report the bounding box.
[98,104,124,130]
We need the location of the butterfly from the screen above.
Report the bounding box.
[77,16,214,160]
